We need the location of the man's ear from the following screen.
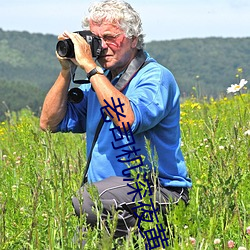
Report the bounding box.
[131,36,139,48]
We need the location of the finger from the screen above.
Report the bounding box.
[57,31,70,40]
[55,51,64,59]
[65,31,85,43]
[64,30,76,40]
[63,30,70,37]
[55,51,79,66]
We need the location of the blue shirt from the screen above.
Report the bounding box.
[58,52,192,188]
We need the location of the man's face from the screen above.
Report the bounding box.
[89,20,138,73]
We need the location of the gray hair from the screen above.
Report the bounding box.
[82,0,145,49]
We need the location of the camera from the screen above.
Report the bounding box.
[56,30,102,58]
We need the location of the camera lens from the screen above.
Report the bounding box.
[68,88,84,103]
[56,39,74,58]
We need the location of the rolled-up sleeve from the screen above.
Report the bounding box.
[57,87,89,133]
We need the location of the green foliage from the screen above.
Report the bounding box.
[0,28,60,89]
[0,93,249,249]
[179,94,250,249]
[145,37,250,98]
[1,29,250,120]
[0,79,46,121]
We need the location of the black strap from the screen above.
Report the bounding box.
[114,49,147,92]
[81,113,106,185]
[81,50,149,185]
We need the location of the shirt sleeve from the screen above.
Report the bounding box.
[57,85,89,133]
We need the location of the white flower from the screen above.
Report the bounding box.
[214,238,221,244]
[227,79,248,93]
[244,130,250,136]
[238,247,246,250]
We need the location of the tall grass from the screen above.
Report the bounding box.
[0,93,249,249]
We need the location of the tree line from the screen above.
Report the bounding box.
[0,28,249,120]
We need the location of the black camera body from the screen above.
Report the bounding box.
[56,30,102,58]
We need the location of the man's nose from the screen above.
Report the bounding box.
[101,38,108,49]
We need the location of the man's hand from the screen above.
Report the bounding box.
[62,31,96,73]
[56,33,79,71]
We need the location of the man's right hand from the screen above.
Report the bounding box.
[56,33,79,71]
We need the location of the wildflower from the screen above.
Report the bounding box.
[244,130,250,136]
[12,185,18,192]
[246,226,250,235]
[218,145,224,150]
[214,238,221,244]
[238,247,246,250]
[189,237,196,245]
[237,67,243,73]
[228,240,235,248]
[227,79,248,93]
[42,213,48,221]
[196,180,201,185]
[191,103,201,109]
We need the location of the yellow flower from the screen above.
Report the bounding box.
[191,103,201,109]
[237,67,243,73]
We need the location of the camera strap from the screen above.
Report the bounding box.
[81,50,150,186]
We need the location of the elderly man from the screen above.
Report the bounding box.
[40,0,192,244]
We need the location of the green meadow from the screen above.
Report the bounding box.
[0,91,249,249]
